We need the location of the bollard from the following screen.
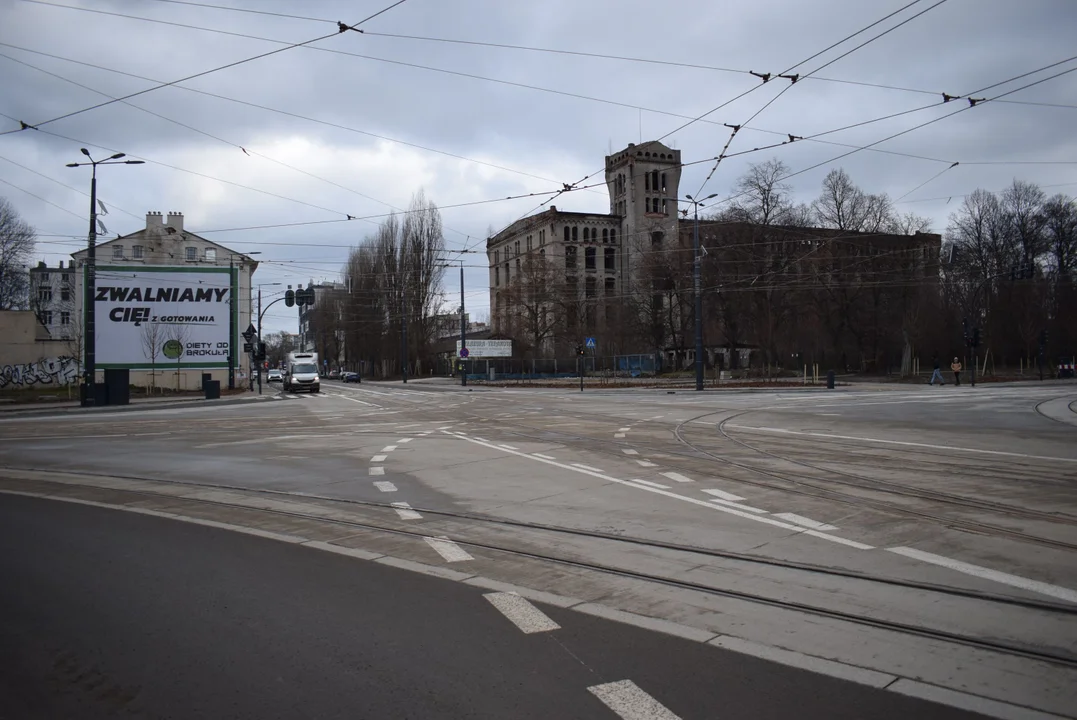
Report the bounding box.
[826,370,835,389]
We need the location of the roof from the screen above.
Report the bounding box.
[70,227,259,265]
[487,205,619,247]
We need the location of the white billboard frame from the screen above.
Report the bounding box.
[89,265,237,370]
[456,339,512,358]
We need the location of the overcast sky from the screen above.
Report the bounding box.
[2,0,1075,333]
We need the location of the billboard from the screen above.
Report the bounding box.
[91,266,236,369]
[456,339,512,357]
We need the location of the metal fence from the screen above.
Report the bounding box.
[449,354,662,381]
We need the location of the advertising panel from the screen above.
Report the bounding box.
[456,339,512,357]
[91,266,235,369]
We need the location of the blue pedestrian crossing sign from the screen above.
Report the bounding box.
[585,337,596,349]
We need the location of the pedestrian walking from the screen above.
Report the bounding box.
[951,357,962,386]
[929,355,945,385]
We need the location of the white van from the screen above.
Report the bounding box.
[284,352,320,393]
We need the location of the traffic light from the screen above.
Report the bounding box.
[971,327,981,348]
[576,345,585,357]
[257,342,267,360]
[285,289,295,307]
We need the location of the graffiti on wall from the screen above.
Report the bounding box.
[0,357,80,389]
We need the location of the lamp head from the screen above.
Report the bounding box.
[80,148,90,157]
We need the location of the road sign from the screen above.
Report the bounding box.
[242,323,257,342]
[585,337,596,349]
[460,347,470,358]
[243,342,252,353]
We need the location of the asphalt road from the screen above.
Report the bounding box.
[0,494,990,719]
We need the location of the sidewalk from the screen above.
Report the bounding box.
[0,388,260,415]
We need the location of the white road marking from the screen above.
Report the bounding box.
[369,467,385,476]
[391,501,422,520]
[636,460,657,467]
[370,454,387,463]
[373,481,397,492]
[572,463,604,472]
[397,438,414,443]
[424,536,473,562]
[381,445,398,452]
[727,425,1077,464]
[438,426,453,430]
[701,488,745,502]
[621,449,639,455]
[661,471,693,483]
[774,513,838,531]
[614,433,626,438]
[498,444,519,450]
[618,427,631,432]
[483,592,560,634]
[889,547,1077,604]
[588,680,682,720]
[396,423,421,429]
[443,432,875,550]
[532,453,557,460]
[709,498,768,514]
[628,479,671,489]
[474,437,488,442]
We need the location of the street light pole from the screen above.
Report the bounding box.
[255,282,282,395]
[460,262,467,387]
[683,193,716,391]
[66,149,143,407]
[229,255,236,390]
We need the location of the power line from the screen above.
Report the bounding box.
[0,176,85,219]
[0,152,145,222]
[129,0,335,24]
[3,0,409,134]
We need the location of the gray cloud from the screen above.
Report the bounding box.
[2,0,1075,331]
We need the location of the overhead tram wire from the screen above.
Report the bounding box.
[1,0,410,136]
[693,0,949,198]
[0,176,87,219]
[0,152,146,222]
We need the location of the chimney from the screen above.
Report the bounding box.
[166,211,184,232]
[58,260,64,269]
[146,211,163,229]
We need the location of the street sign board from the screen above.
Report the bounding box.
[242,323,257,342]
[243,342,252,353]
[585,337,596,349]
[460,347,470,358]
[456,339,511,357]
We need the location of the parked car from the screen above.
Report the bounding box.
[342,372,361,383]
[328,370,340,380]
[267,369,282,383]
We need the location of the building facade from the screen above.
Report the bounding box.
[29,260,77,339]
[297,281,347,368]
[70,211,258,389]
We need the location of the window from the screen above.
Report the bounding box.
[516,257,521,274]
[41,311,53,325]
[205,248,217,262]
[38,287,52,302]
[185,246,196,261]
[515,240,520,257]
[133,245,143,259]
[504,262,509,281]
[61,288,70,301]
[585,247,596,270]
[585,277,596,299]
[112,245,124,259]
[495,267,500,286]
[539,248,545,257]
[662,198,668,215]
[651,170,659,192]
[564,226,570,243]
[611,228,617,244]
[605,277,616,295]
[60,273,70,285]
[526,235,532,252]
[661,173,667,193]
[60,311,70,325]
[651,231,664,246]
[605,247,615,270]
[583,227,589,242]
[602,228,609,243]
[539,230,545,246]
[565,246,578,269]
[572,226,578,242]
[494,250,500,265]
[644,173,650,191]
[40,272,50,282]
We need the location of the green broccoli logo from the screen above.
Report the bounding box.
[162,339,184,360]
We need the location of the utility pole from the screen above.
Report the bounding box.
[65,149,143,406]
[257,286,263,395]
[459,262,467,387]
[229,255,236,390]
[401,292,408,383]
[682,193,716,392]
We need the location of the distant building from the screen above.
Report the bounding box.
[297,281,347,367]
[29,260,76,339]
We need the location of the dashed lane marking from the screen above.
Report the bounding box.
[498,444,519,450]
[661,471,693,483]
[483,592,561,634]
[424,536,474,562]
[702,488,745,502]
[709,498,768,514]
[614,433,626,438]
[373,481,397,492]
[391,502,422,520]
[381,445,398,452]
[588,680,682,720]
[636,460,658,468]
[621,449,639,455]
[774,513,838,531]
[397,438,413,443]
[618,427,631,432]
[370,455,387,463]
[369,467,385,476]
[572,463,604,472]
[532,453,556,460]
[627,479,671,490]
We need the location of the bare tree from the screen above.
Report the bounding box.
[163,323,191,390]
[887,211,934,235]
[140,319,164,394]
[724,159,795,226]
[0,197,36,310]
[501,253,563,358]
